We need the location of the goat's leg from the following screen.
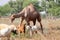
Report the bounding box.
[0,37,1,40]
[7,35,10,40]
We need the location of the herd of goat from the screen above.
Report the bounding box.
[0,3,43,40]
[0,23,41,40]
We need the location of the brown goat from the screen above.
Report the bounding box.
[17,23,25,34]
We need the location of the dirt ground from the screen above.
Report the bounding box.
[0,18,60,40]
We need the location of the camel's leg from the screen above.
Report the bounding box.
[26,19,30,25]
[32,19,38,34]
[20,18,24,24]
[26,19,33,37]
[33,19,36,25]
[37,17,43,34]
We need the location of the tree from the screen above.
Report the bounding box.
[0,0,41,16]
[0,4,12,16]
[47,1,60,17]
[9,0,41,13]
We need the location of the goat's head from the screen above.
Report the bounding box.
[9,25,16,30]
[16,23,26,33]
[9,25,17,34]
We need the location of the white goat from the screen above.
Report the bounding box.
[26,25,40,37]
[0,24,17,40]
[26,25,40,32]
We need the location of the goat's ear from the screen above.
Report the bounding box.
[24,24,26,27]
[24,24,26,25]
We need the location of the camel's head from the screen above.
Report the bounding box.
[10,14,16,23]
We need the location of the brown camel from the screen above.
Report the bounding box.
[10,3,43,33]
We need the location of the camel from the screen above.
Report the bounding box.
[10,3,43,33]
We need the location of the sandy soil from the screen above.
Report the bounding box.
[0,18,60,40]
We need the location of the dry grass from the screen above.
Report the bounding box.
[0,18,60,40]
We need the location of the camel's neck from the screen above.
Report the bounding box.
[14,13,22,18]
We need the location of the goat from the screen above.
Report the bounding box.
[26,25,41,37]
[16,23,25,34]
[0,24,17,40]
